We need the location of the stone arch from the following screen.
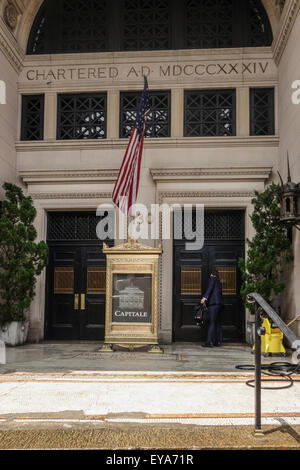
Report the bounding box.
[13,0,281,55]
[261,0,281,36]
[15,0,43,54]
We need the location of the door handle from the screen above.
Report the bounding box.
[74,294,79,310]
[81,293,86,311]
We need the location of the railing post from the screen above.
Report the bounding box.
[254,306,264,436]
[248,292,300,436]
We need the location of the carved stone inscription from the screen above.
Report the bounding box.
[24,60,274,82]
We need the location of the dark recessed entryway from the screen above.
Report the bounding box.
[173,210,245,343]
[45,212,114,341]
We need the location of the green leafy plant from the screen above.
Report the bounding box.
[239,183,293,312]
[0,183,48,323]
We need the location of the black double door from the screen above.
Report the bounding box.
[46,243,108,340]
[173,211,245,343]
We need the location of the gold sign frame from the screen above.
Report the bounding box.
[99,238,163,354]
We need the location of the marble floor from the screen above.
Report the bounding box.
[0,342,299,449]
[0,341,286,374]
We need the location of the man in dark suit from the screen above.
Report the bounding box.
[201,270,224,348]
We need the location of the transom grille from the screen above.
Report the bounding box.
[185,0,233,49]
[184,90,236,137]
[122,0,170,51]
[57,94,107,140]
[27,0,273,54]
[248,0,271,47]
[47,213,114,241]
[61,0,107,53]
[174,211,245,242]
[27,5,46,54]
[205,213,244,240]
[120,91,170,138]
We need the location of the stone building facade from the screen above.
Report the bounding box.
[0,0,299,344]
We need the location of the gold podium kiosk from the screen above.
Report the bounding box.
[99,238,163,354]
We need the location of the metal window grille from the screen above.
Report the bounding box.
[248,0,273,47]
[27,0,107,54]
[57,94,107,140]
[120,91,171,138]
[122,0,170,51]
[47,212,114,241]
[185,0,234,49]
[61,0,107,53]
[184,90,236,137]
[185,0,272,49]
[250,88,275,136]
[21,95,44,141]
[26,3,46,54]
[27,0,273,54]
[174,211,245,241]
[204,212,244,240]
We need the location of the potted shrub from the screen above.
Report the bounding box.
[0,183,48,346]
[239,182,293,316]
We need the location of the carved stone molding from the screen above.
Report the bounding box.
[104,238,162,253]
[158,191,255,205]
[19,169,119,184]
[275,0,286,16]
[29,192,112,200]
[151,167,272,182]
[16,135,280,153]
[273,0,299,64]
[4,3,18,30]
[0,19,23,72]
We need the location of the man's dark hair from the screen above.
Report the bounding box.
[211,269,219,278]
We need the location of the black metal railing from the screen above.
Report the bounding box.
[246,292,300,436]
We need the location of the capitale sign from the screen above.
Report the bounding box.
[113,310,151,323]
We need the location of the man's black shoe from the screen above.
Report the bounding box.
[214,342,222,347]
[202,343,214,348]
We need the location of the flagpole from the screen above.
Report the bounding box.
[112,76,150,242]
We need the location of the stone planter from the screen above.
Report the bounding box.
[0,321,29,346]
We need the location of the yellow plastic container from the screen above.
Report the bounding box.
[253,318,286,355]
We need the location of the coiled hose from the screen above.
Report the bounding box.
[236,361,300,390]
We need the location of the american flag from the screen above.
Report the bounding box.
[112,77,150,214]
